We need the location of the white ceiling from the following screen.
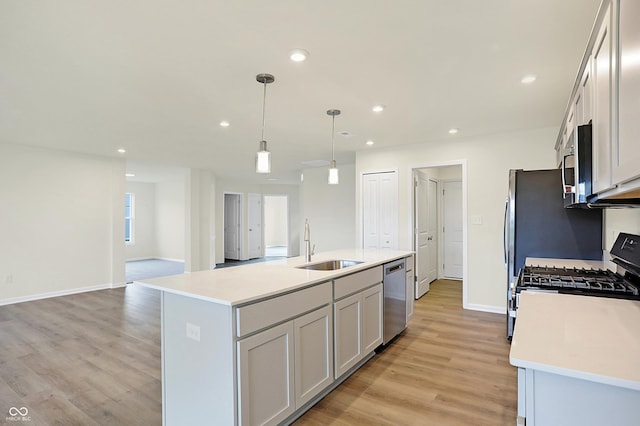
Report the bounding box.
[0,0,601,184]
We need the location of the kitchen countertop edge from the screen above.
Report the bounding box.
[135,249,414,306]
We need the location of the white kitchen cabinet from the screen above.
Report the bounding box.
[237,322,295,426]
[362,171,398,249]
[405,255,415,322]
[334,282,383,378]
[361,284,384,354]
[334,291,363,378]
[591,0,614,194]
[613,0,640,187]
[577,57,593,126]
[293,305,333,408]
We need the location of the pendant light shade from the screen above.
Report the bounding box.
[327,109,341,185]
[255,74,275,174]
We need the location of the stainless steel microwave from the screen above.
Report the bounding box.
[562,123,592,208]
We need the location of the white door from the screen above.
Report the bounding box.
[443,180,463,279]
[248,193,262,259]
[415,173,438,298]
[362,171,397,249]
[224,193,241,260]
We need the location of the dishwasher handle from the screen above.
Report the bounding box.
[385,263,404,274]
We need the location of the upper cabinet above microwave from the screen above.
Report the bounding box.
[555,0,640,203]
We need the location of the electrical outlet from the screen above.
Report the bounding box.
[186,322,200,342]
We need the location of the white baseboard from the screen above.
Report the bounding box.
[464,303,506,314]
[126,256,154,262]
[154,257,185,263]
[0,282,125,306]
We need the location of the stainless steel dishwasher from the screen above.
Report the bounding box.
[383,258,406,345]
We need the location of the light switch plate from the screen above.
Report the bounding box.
[471,215,482,225]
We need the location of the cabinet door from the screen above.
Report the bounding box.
[406,271,415,322]
[237,322,295,426]
[334,292,362,378]
[294,306,334,408]
[592,2,613,194]
[579,57,593,126]
[614,0,640,185]
[362,284,383,354]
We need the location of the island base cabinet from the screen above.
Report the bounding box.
[334,283,383,378]
[237,322,295,426]
[519,368,640,426]
[294,306,334,408]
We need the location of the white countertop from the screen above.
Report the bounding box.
[510,292,640,391]
[135,249,413,306]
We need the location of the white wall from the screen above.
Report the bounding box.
[125,181,156,260]
[215,181,301,264]
[356,127,558,311]
[604,209,640,251]
[156,179,186,262]
[0,143,125,303]
[301,164,356,254]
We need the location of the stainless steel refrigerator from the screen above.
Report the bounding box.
[504,169,603,338]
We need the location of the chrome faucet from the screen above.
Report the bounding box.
[304,219,315,263]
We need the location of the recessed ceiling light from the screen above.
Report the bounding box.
[125,173,136,177]
[521,74,537,84]
[220,120,230,127]
[117,148,126,154]
[267,178,277,181]
[366,140,375,146]
[339,131,352,137]
[448,128,459,135]
[372,104,385,113]
[289,48,309,62]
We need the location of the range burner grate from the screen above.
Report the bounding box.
[520,265,639,296]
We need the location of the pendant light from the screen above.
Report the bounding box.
[255,73,275,174]
[327,109,340,184]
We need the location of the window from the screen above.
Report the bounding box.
[125,192,134,244]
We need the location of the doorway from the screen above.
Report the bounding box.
[443,180,463,279]
[412,164,464,302]
[264,195,289,257]
[224,193,243,261]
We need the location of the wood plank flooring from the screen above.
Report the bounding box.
[0,279,517,425]
[294,280,517,426]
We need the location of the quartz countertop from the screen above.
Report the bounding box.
[135,249,413,306]
[510,291,640,391]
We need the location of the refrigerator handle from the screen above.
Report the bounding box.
[503,198,509,268]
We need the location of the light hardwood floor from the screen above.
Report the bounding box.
[0,280,516,425]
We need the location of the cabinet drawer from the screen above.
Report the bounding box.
[334,266,382,300]
[236,281,332,338]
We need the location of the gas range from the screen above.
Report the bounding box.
[508,232,640,340]
[518,265,639,298]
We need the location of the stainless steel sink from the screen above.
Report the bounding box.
[295,259,364,271]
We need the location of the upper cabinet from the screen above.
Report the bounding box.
[591,1,614,194]
[614,0,640,187]
[556,0,640,200]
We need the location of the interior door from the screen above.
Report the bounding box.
[443,181,463,279]
[224,193,241,260]
[247,193,262,259]
[415,173,437,298]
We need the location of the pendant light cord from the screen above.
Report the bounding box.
[331,114,335,161]
[261,81,267,141]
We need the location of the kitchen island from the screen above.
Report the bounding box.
[510,291,640,426]
[136,249,414,426]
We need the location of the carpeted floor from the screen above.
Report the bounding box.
[126,259,184,282]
